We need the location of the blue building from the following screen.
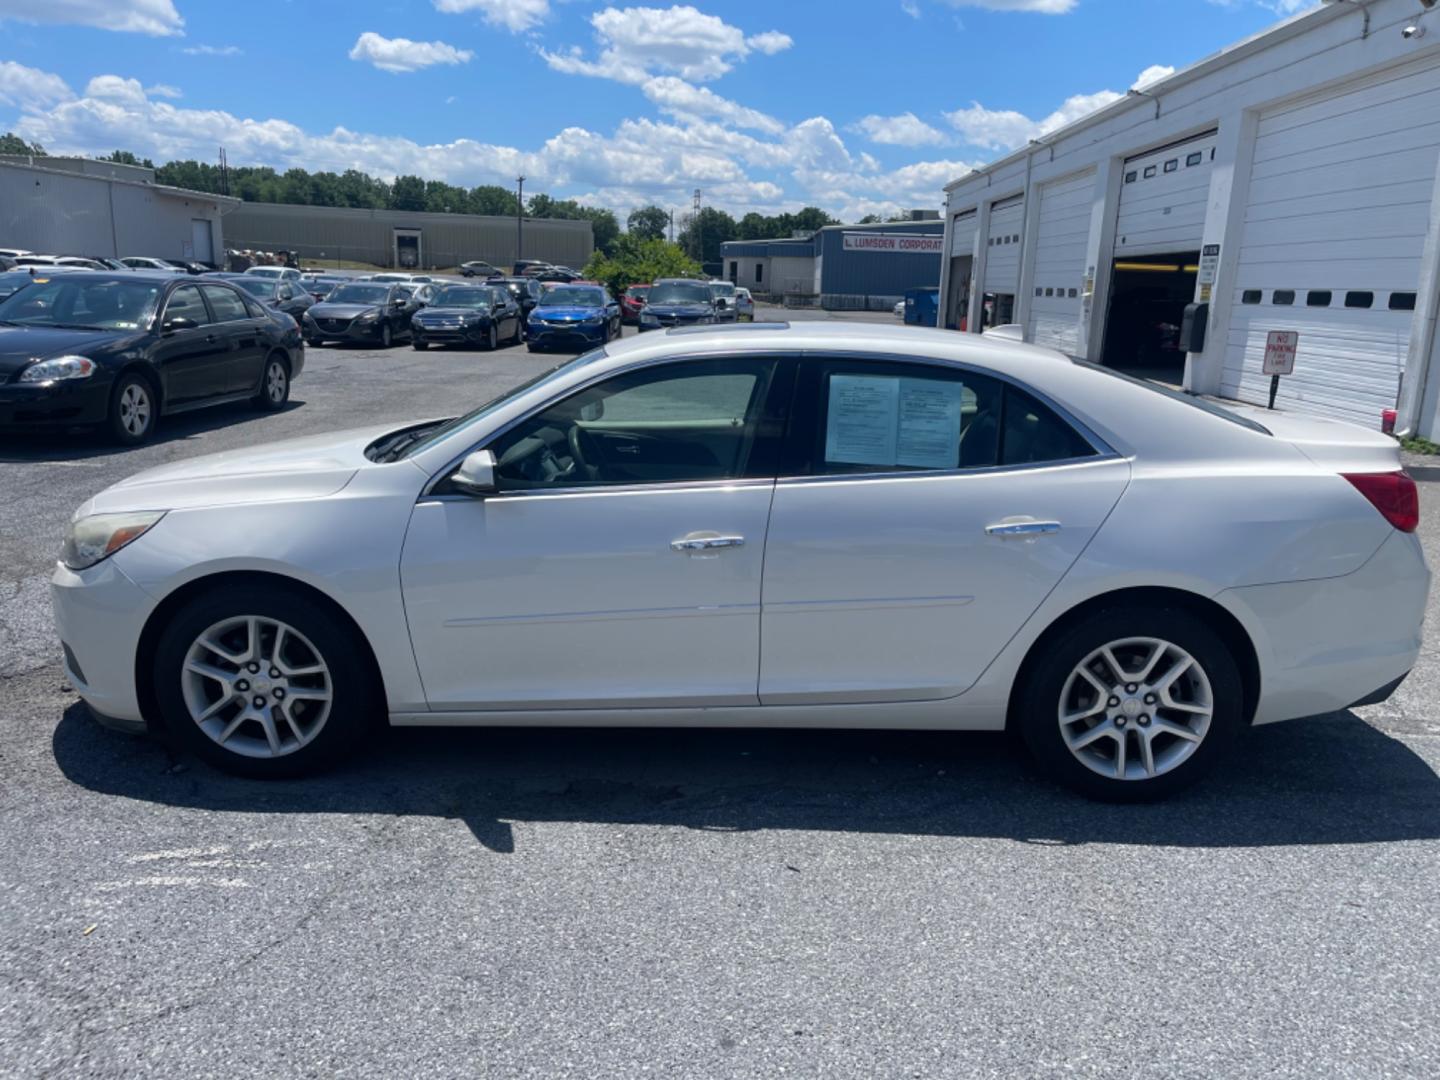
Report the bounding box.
[720,217,943,312]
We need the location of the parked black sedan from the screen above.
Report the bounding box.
[301,282,420,347]
[0,271,303,445]
[410,285,522,351]
[486,276,545,328]
[223,273,315,323]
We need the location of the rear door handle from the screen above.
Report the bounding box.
[671,535,745,552]
[985,520,1062,538]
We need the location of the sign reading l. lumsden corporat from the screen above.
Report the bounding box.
[841,232,945,254]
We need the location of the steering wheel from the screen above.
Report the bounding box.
[567,423,602,482]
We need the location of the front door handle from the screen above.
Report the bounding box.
[985,520,1062,538]
[671,534,745,552]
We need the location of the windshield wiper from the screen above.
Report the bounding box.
[374,421,449,463]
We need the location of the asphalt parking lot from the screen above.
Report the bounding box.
[2,307,1437,1077]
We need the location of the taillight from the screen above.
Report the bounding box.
[1343,471,1419,532]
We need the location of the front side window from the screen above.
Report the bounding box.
[163,284,212,326]
[488,357,777,490]
[200,284,252,322]
[797,359,1097,476]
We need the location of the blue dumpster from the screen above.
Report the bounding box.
[904,286,940,327]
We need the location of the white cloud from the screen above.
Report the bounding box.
[939,0,1076,11]
[145,83,182,99]
[641,76,784,134]
[1133,64,1175,89]
[434,0,550,32]
[851,112,947,147]
[542,5,791,85]
[182,44,242,56]
[1208,0,1312,14]
[84,75,149,107]
[0,0,182,35]
[349,32,474,73]
[0,61,74,111]
[901,1,921,17]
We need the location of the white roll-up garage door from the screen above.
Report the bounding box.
[1222,58,1440,426]
[982,195,1024,296]
[1114,132,1216,257]
[1027,168,1095,355]
[950,209,978,258]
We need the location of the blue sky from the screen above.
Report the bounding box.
[0,0,1304,221]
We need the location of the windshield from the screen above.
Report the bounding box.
[0,276,162,329]
[429,287,491,309]
[625,286,649,299]
[710,282,736,297]
[648,282,711,305]
[0,271,36,300]
[232,277,277,298]
[246,267,283,278]
[540,287,605,308]
[393,350,605,460]
[327,284,389,305]
[1073,360,1272,434]
[370,274,408,283]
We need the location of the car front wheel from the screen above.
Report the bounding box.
[1017,607,1242,801]
[152,583,379,778]
[107,372,156,445]
[380,323,393,348]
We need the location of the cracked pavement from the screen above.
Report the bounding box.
[1,314,1437,1077]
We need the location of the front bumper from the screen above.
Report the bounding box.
[413,321,489,346]
[0,376,112,429]
[528,322,606,350]
[305,317,387,342]
[51,557,157,727]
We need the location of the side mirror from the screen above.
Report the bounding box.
[163,316,199,332]
[450,449,497,495]
[715,298,728,309]
[392,297,407,307]
[579,400,604,423]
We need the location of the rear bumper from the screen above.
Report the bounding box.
[1223,531,1430,724]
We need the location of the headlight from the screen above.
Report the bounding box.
[62,511,166,571]
[582,314,603,323]
[356,310,378,323]
[640,312,658,324]
[19,355,95,383]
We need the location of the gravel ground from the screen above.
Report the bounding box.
[1,309,1436,1078]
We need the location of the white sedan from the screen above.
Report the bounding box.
[51,323,1428,799]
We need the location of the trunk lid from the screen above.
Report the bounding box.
[1222,404,1402,472]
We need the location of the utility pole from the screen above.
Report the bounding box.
[692,188,702,265]
[515,175,525,265]
[668,209,675,243]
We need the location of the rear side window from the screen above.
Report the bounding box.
[801,360,1096,476]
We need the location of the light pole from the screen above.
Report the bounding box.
[516,175,525,266]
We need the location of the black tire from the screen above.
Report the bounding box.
[380,323,393,348]
[306,336,324,348]
[151,582,381,779]
[526,342,540,353]
[511,319,524,346]
[413,339,429,351]
[484,323,498,351]
[1016,606,1242,802]
[253,352,290,412]
[107,370,157,445]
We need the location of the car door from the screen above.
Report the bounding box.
[400,355,787,711]
[150,283,229,405]
[758,356,1131,705]
[200,283,267,393]
[494,288,518,338]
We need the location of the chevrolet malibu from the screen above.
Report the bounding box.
[51,323,1427,799]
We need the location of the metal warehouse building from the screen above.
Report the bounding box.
[0,156,236,263]
[225,202,593,273]
[722,218,943,310]
[940,0,1440,437]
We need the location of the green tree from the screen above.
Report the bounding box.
[104,149,154,167]
[389,174,426,211]
[627,205,670,242]
[677,206,738,266]
[0,132,46,156]
[582,235,701,296]
[467,184,518,216]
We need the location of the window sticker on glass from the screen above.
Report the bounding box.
[825,374,964,470]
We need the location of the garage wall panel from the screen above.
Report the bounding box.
[950,209,979,258]
[1027,168,1095,355]
[1223,57,1440,424]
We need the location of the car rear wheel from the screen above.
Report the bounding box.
[107,372,156,445]
[1016,607,1242,801]
[253,353,289,411]
[152,583,380,778]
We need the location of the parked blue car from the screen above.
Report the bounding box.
[526,285,620,352]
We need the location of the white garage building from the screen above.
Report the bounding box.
[939,0,1440,438]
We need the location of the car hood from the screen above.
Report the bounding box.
[534,306,604,320]
[0,325,132,377]
[416,306,488,320]
[80,423,408,516]
[645,303,712,316]
[308,302,379,319]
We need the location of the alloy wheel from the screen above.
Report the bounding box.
[1057,636,1213,781]
[180,615,333,759]
[265,360,287,403]
[118,381,152,437]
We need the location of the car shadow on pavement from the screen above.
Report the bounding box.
[0,400,306,463]
[52,704,1440,854]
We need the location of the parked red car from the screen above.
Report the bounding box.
[621,283,651,325]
